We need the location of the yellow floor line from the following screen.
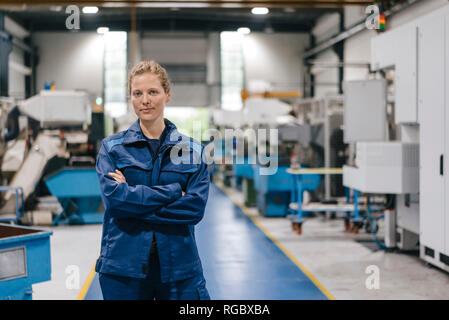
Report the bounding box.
[77,262,97,300]
[215,181,336,300]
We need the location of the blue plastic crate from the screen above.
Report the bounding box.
[0,224,52,300]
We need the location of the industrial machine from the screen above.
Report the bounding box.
[342,77,414,237]
[213,95,345,218]
[252,164,291,217]
[288,96,347,200]
[44,168,104,225]
[210,109,243,187]
[212,98,296,216]
[241,98,294,217]
[342,4,449,275]
[233,156,256,207]
[283,96,353,233]
[0,90,105,225]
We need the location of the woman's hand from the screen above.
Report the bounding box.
[182,191,186,196]
[108,169,127,184]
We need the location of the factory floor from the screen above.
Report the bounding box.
[33,182,449,300]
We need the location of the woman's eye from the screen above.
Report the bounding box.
[150,90,158,95]
[133,92,142,97]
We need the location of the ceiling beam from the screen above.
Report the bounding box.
[0,0,376,9]
[7,7,323,32]
[21,17,313,32]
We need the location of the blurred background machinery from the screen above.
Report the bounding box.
[0,90,106,226]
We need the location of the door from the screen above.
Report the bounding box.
[419,15,446,254]
[445,14,449,256]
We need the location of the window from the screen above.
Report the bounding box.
[103,32,127,118]
[165,106,209,142]
[220,32,244,111]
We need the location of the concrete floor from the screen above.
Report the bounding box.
[216,182,449,300]
[32,224,102,300]
[31,182,449,300]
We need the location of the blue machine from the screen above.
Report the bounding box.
[213,138,234,161]
[44,167,104,225]
[0,223,52,300]
[233,157,254,179]
[254,165,321,217]
[233,156,254,188]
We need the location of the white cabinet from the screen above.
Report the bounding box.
[343,79,387,143]
[395,27,418,124]
[419,13,449,270]
[343,142,419,194]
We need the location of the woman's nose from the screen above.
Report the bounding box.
[142,93,151,104]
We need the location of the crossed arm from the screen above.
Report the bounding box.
[97,141,210,225]
[109,169,186,196]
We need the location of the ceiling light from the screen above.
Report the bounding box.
[251,7,269,15]
[237,27,251,35]
[97,27,109,34]
[83,6,99,14]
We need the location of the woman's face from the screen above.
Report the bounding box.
[130,72,170,122]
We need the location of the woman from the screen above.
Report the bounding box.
[95,60,211,300]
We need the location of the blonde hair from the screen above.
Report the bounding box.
[128,60,171,96]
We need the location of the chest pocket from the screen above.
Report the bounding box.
[116,157,152,187]
[159,162,199,191]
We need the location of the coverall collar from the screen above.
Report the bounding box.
[123,118,181,146]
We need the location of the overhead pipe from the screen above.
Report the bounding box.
[302,0,423,59]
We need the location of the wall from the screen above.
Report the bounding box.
[206,32,221,109]
[344,0,448,81]
[141,33,207,64]
[31,30,309,109]
[32,32,104,97]
[7,15,29,100]
[312,49,340,97]
[306,1,449,89]
[32,31,219,110]
[241,32,309,94]
[310,13,341,97]
[8,46,26,99]
[343,29,376,81]
[140,32,209,107]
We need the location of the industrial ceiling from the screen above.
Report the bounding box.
[0,0,386,32]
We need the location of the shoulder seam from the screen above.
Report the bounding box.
[105,137,125,152]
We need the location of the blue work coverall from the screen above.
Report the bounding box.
[95,118,210,300]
